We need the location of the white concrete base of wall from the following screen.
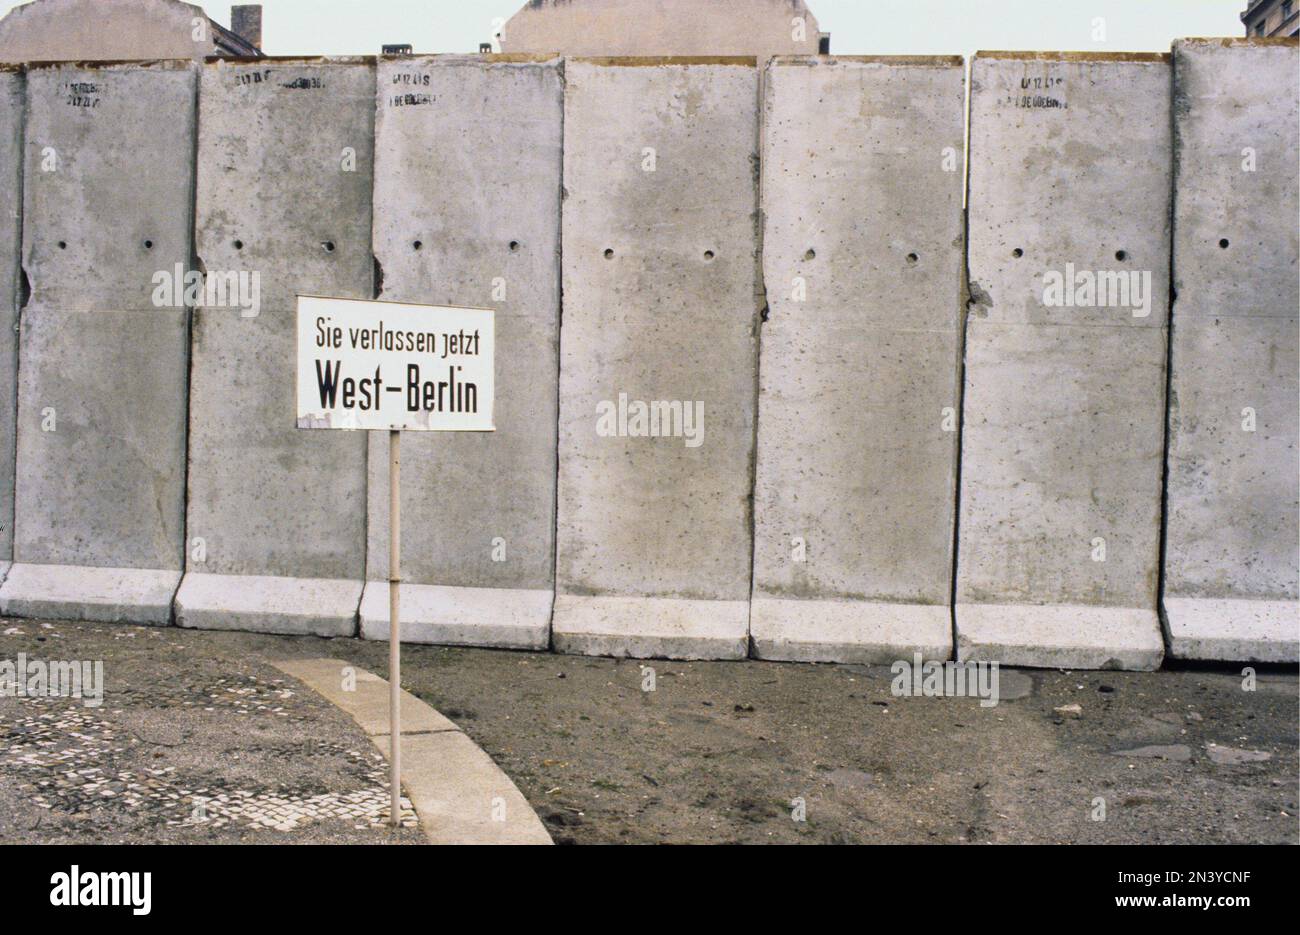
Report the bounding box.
[0,562,178,625]
[174,572,359,637]
[956,603,1164,671]
[1162,598,1299,663]
[750,599,952,664]
[552,594,749,660]
[358,582,551,651]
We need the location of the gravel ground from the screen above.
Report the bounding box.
[3,618,1296,845]
[0,619,420,844]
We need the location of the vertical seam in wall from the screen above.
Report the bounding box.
[365,60,385,631]
[949,57,975,663]
[354,60,380,637]
[745,62,767,659]
[8,67,28,567]
[548,57,566,653]
[1155,49,1180,654]
[172,63,201,627]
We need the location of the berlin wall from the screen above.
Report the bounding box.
[0,61,195,625]
[750,56,965,663]
[361,55,562,650]
[0,67,21,575]
[0,44,1294,670]
[553,59,761,659]
[1163,39,1300,663]
[176,58,376,636]
[957,53,1172,670]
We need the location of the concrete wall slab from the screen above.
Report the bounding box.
[751,56,965,663]
[1,62,196,623]
[361,56,563,651]
[554,59,761,659]
[0,68,22,570]
[1164,39,1299,662]
[957,54,1173,670]
[176,59,376,637]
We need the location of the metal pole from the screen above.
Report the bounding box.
[389,428,401,828]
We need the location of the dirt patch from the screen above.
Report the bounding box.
[4,620,1295,845]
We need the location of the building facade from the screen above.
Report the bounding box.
[0,0,262,63]
[498,0,828,61]
[1242,0,1299,37]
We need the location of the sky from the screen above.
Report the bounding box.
[0,0,1251,57]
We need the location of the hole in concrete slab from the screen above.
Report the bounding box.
[1115,249,1128,261]
[1012,248,1023,258]
[604,248,614,259]
[144,240,154,250]
[413,240,423,251]
[233,240,244,251]
[509,241,520,252]
[1219,238,1230,249]
[57,241,67,250]
[906,252,919,265]
[804,248,816,261]
[322,241,335,253]
[704,250,715,261]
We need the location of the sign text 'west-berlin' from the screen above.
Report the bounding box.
[295,296,495,432]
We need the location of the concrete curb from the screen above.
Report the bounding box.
[271,657,552,845]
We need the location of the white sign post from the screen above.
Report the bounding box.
[296,295,495,827]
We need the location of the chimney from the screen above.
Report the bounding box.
[231,5,263,50]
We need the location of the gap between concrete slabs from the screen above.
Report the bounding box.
[271,657,552,845]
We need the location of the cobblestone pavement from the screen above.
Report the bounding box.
[0,621,420,844]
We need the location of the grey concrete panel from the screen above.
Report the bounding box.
[1,63,195,623]
[957,54,1173,670]
[1164,39,1300,662]
[0,68,22,563]
[360,56,563,650]
[553,59,761,659]
[751,57,965,663]
[177,59,376,636]
[11,307,189,570]
[20,62,196,312]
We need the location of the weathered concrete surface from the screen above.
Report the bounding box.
[360,583,552,650]
[10,308,189,565]
[957,54,1172,670]
[0,68,21,564]
[751,57,965,664]
[18,63,197,313]
[552,594,750,659]
[1,63,195,624]
[1163,39,1300,663]
[553,59,761,660]
[175,59,375,636]
[0,562,177,624]
[361,56,562,651]
[175,572,361,637]
[272,657,553,845]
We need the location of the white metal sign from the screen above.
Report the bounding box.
[295,295,495,432]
